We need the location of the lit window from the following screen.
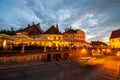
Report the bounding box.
[48,37,50,40]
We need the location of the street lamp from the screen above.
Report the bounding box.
[116,52,120,56]
[3,39,7,48]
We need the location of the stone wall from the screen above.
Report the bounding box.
[0,53,47,63]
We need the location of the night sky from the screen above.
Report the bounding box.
[0,0,120,43]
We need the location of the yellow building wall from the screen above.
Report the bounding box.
[109,38,120,48]
[41,34,63,41]
[40,34,65,47]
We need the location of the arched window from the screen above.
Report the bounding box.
[59,36,61,40]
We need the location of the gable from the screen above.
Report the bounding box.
[44,25,62,34]
[110,29,120,39]
[16,23,44,35]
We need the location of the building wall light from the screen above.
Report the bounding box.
[3,40,7,48]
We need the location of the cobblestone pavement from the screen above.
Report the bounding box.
[0,57,119,80]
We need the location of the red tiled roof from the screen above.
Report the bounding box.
[110,29,120,39]
[43,25,62,34]
[64,29,76,33]
[64,28,83,34]
[16,23,44,35]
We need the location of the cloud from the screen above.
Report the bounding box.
[0,0,120,44]
[57,8,72,22]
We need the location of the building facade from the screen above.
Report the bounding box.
[41,24,69,48]
[0,23,87,51]
[90,41,108,48]
[63,27,86,46]
[109,29,120,48]
[14,23,70,48]
[16,22,43,39]
[15,22,44,46]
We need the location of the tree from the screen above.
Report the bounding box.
[0,29,16,35]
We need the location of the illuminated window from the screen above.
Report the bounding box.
[48,37,50,40]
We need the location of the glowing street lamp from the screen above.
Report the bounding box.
[80,48,88,57]
[3,40,7,48]
[116,52,120,56]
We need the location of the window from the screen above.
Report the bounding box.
[54,36,56,40]
[66,35,67,38]
[48,37,50,40]
[59,36,61,40]
[112,40,114,43]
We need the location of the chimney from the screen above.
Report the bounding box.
[32,22,34,25]
[11,27,14,32]
[38,23,40,27]
[28,24,30,27]
[56,24,58,31]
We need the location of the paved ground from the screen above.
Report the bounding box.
[0,56,119,80]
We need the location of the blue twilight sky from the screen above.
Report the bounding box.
[0,0,120,43]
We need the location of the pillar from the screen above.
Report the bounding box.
[44,43,46,52]
[21,44,25,53]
